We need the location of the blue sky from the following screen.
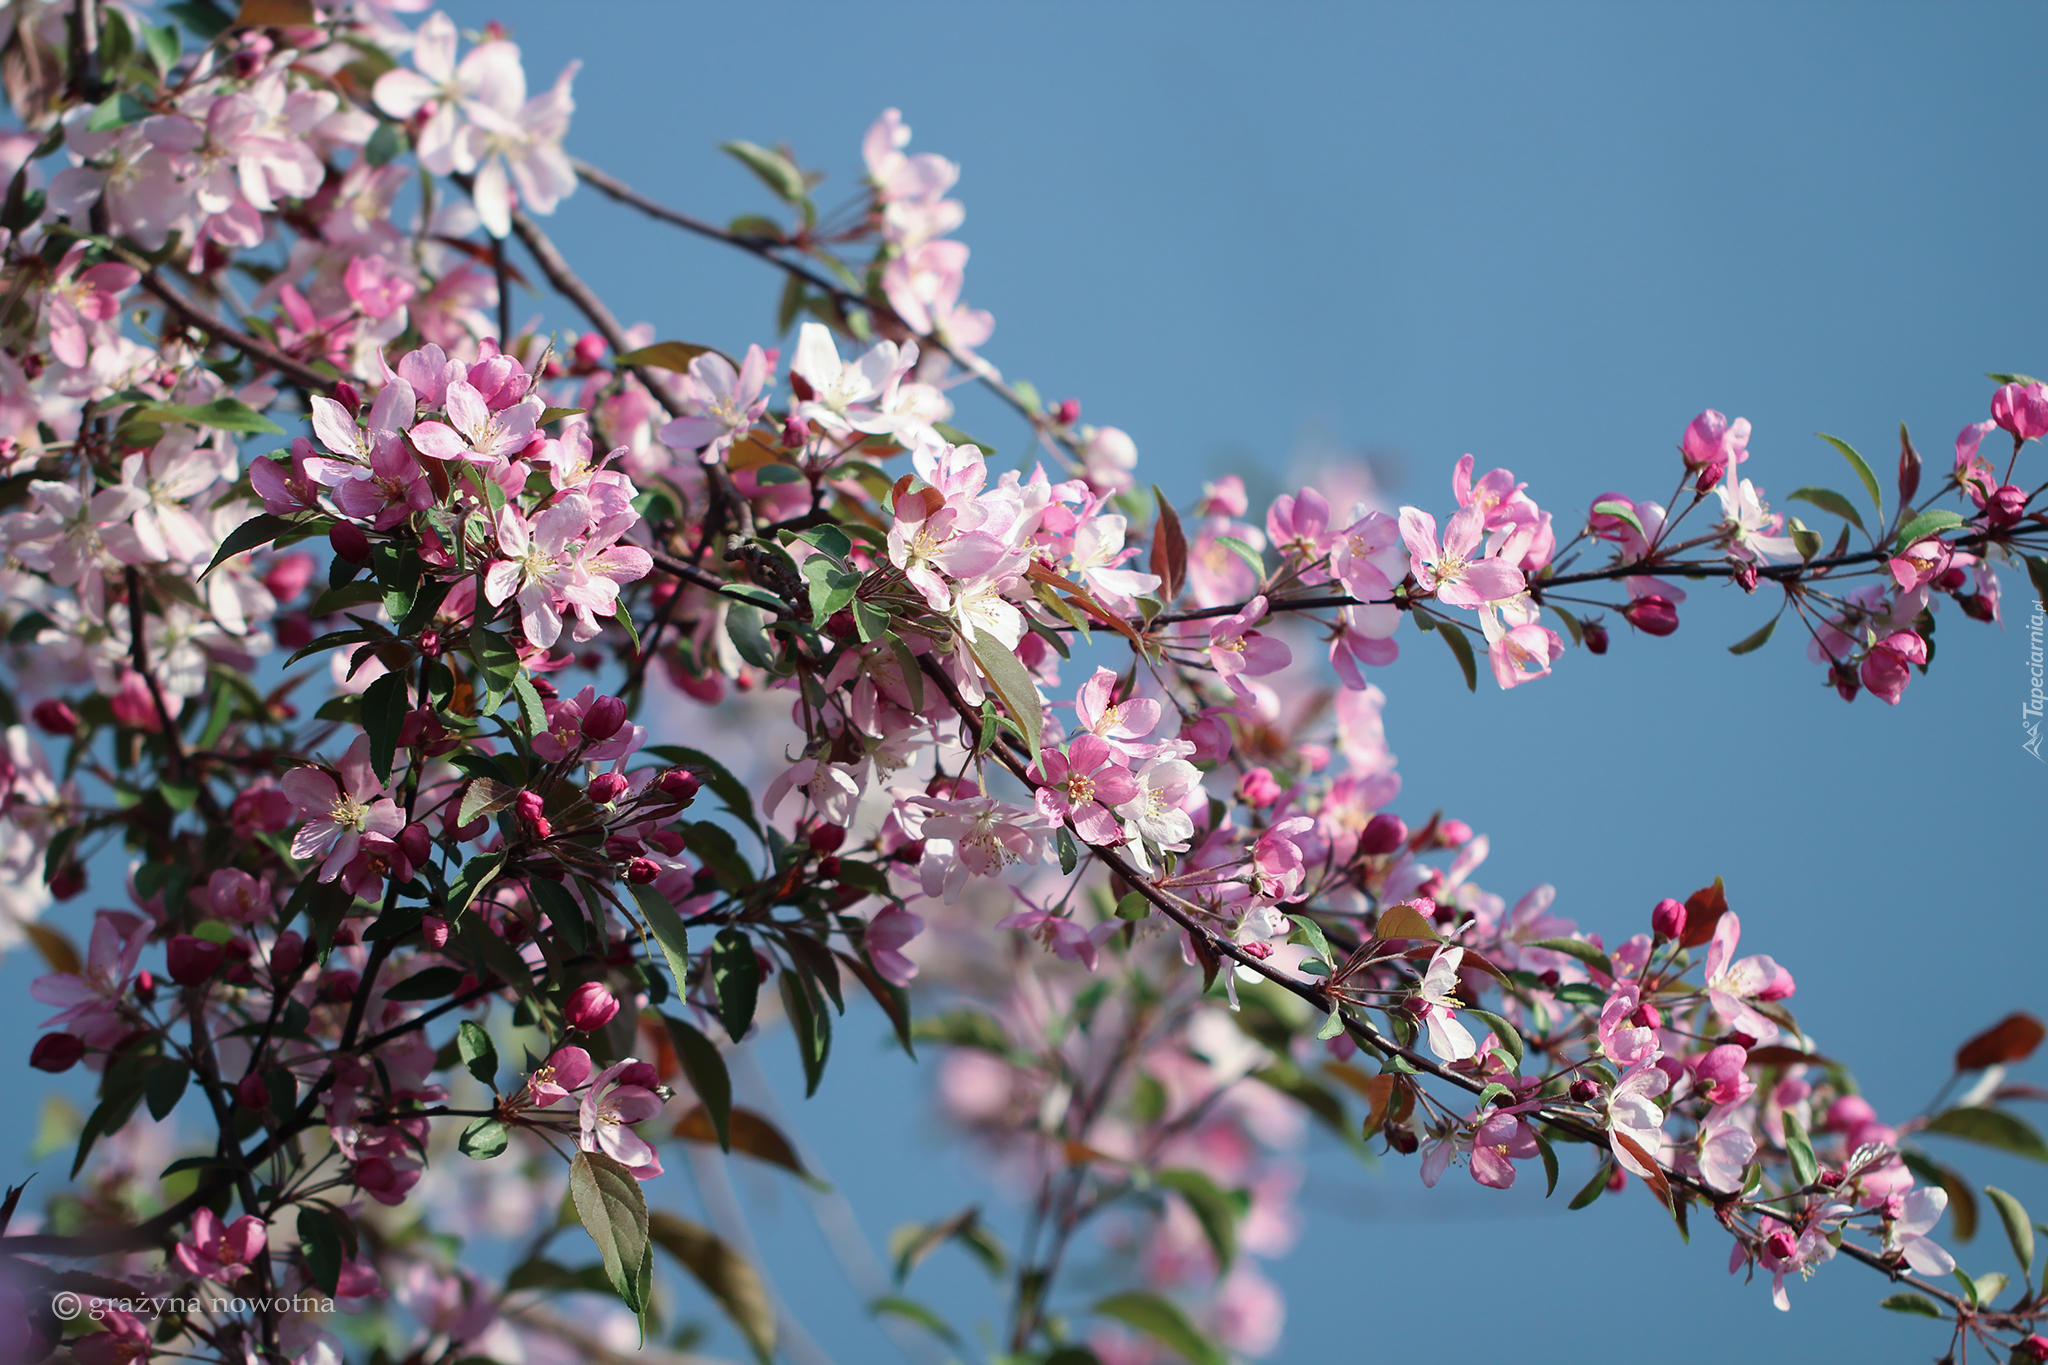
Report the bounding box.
[4,4,2044,1362]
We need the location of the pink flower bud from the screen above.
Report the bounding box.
[1582,618,1609,655]
[626,857,660,884]
[817,854,841,879]
[270,931,304,980]
[420,916,450,948]
[1650,897,1686,941]
[1568,1077,1600,1103]
[331,381,361,417]
[1622,595,1679,636]
[134,969,156,1005]
[262,552,316,603]
[1986,482,2028,527]
[587,771,628,804]
[1054,398,1081,427]
[781,415,811,448]
[398,823,431,868]
[167,935,225,987]
[318,970,358,1004]
[514,790,552,838]
[573,332,608,369]
[1631,1002,1662,1030]
[1606,1167,1629,1193]
[49,862,85,899]
[417,629,443,657]
[807,823,847,854]
[581,694,628,741]
[647,829,686,856]
[236,1072,271,1111]
[1756,964,1797,1002]
[1694,460,1725,494]
[30,698,77,735]
[1764,1229,1797,1262]
[1437,819,1473,847]
[329,522,371,564]
[1734,561,1758,593]
[30,1032,83,1072]
[1238,766,1282,808]
[2017,1335,2048,1363]
[655,769,700,805]
[565,981,621,1032]
[1358,812,1408,856]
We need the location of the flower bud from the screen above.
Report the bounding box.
[331,381,361,417]
[817,854,841,879]
[807,823,847,854]
[420,916,451,949]
[417,628,443,658]
[1694,460,1725,494]
[270,931,304,980]
[1764,1229,1797,1262]
[781,414,811,448]
[514,789,552,839]
[167,934,225,987]
[236,1072,271,1111]
[30,698,77,735]
[1958,591,1996,623]
[647,829,686,856]
[588,771,629,805]
[1734,561,1758,593]
[329,522,372,564]
[134,969,156,1005]
[1358,812,1408,856]
[1568,1077,1600,1103]
[565,981,621,1032]
[825,610,857,638]
[1237,766,1282,808]
[580,693,629,741]
[1383,1121,1419,1155]
[1986,482,2029,527]
[1437,819,1473,847]
[626,856,660,884]
[1582,618,1610,655]
[2017,1335,2048,1363]
[29,1032,83,1072]
[1606,1167,1629,1193]
[49,862,86,900]
[318,969,359,1004]
[573,332,608,370]
[1622,595,1679,637]
[1054,398,1081,427]
[1650,898,1687,941]
[396,823,432,870]
[655,769,700,805]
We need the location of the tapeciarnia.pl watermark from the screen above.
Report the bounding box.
[51,1291,337,1321]
[2026,599,2045,761]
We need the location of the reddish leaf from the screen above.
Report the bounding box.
[1678,876,1728,949]
[1956,1013,2047,1072]
[1612,1132,1673,1206]
[672,1105,814,1182]
[1149,486,1187,604]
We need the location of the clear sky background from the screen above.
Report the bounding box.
[5,4,2045,1362]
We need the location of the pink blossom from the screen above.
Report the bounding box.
[1074,666,1161,752]
[912,794,1052,896]
[1704,912,1785,1042]
[1605,1060,1670,1179]
[1859,630,1926,705]
[1415,944,1477,1063]
[1397,506,1524,608]
[1469,1104,1540,1189]
[866,905,925,986]
[657,344,773,463]
[1992,380,2048,442]
[42,243,140,368]
[1251,816,1316,902]
[31,909,149,1052]
[1698,1106,1758,1193]
[191,868,272,924]
[1682,409,1751,473]
[524,1045,593,1107]
[997,900,1119,971]
[1207,595,1292,699]
[1035,734,1140,844]
[281,735,404,883]
[578,1059,666,1179]
[172,1208,267,1284]
[1884,1187,1956,1276]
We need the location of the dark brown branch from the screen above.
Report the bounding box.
[136,271,335,393]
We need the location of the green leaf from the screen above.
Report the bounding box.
[686,821,753,891]
[537,405,587,426]
[359,670,409,784]
[725,599,777,670]
[1784,1110,1818,1187]
[1591,499,1646,539]
[201,512,296,579]
[1974,1269,2010,1306]
[1878,1291,1944,1318]
[1986,1186,2036,1277]
[780,969,831,1097]
[457,1020,498,1088]
[1921,1107,2048,1164]
[2027,556,2048,609]
[1114,891,1150,921]
[1157,1168,1239,1271]
[1288,914,1335,968]
[1315,1005,1345,1040]
[570,1149,652,1313]
[1436,619,1477,692]
[1465,1008,1523,1066]
[141,22,182,75]
[720,140,808,204]
[1786,486,1868,536]
[617,341,716,372]
[510,673,547,736]
[888,1207,1008,1285]
[1727,614,1779,656]
[660,1013,733,1151]
[1567,1161,1613,1210]
[363,120,402,167]
[711,929,761,1040]
[963,628,1043,767]
[931,421,995,456]
[870,1294,961,1347]
[1893,507,1967,551]
[1214,534,1266,581]
[144,1060,188,1121]
[134,395,285,435]
[1533,1126,1560,1197]
[459,1117,509,1159]
[909,1008,1010,1054]
[383,966,466,1001]
[1816,433,1883,528]
[1093,1292,1227,1365]
[1528,936,1616,979]
[298,1208,342,1295]
[628,883,691,1003]
[1056,827,1079,875]
[468,627,521,714]
[86,93,152,133]
[647,1211,775,1364]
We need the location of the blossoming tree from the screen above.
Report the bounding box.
[0,3,2045,1364]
